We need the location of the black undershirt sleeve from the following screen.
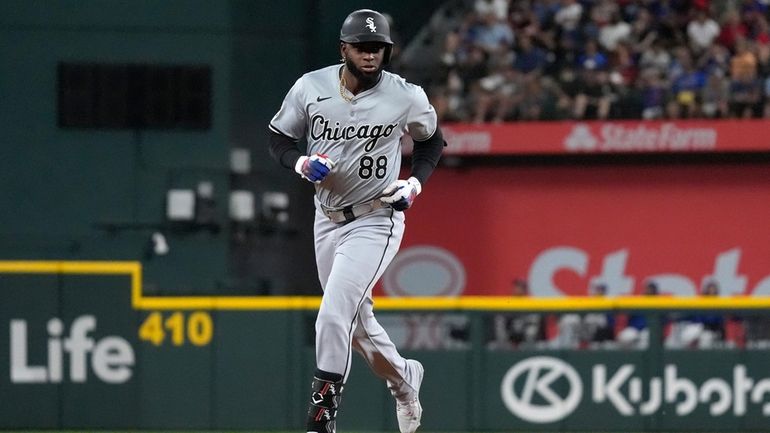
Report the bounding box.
[410,125,446,185]
[268,129,302,170]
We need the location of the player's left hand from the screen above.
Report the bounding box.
[380,177,421,211]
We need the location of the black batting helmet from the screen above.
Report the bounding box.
[340,9,393,63]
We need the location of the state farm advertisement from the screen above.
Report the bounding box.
[436,120,770,155]
[378,162,770,297]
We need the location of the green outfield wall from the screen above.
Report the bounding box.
[0,0,448,297]
[2,262,770,432]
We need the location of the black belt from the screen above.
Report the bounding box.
[321,199,385,223]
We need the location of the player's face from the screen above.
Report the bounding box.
[342,42,387,81]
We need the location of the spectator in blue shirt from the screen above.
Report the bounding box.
[667,51,706,118]
[513,35,550,78]
[617,280,659,349]
[577,39,609,71]
[666,280,726,349]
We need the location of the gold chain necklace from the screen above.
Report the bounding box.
[339,70,352,103]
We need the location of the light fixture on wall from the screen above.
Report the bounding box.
[230,148,251,174]
[262,191,290,224]
[166,189,196,221]
[229,190,255,222]
[195,180,218,227]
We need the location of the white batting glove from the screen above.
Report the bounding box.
[295,153,336,183]
[380,177,422,211]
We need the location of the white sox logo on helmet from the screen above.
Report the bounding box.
[365,17,376,32]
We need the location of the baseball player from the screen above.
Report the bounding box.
[267,8,445,433]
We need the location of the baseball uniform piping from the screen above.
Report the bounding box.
[342,208,396,378]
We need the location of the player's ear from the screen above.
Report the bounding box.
[339,42,346,62]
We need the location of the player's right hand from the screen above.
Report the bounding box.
[295,153,336,183]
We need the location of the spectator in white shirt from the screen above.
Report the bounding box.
[599,11,632,52]
[687,9,721,54]
[474,0,509,21]
[554,0,583,33]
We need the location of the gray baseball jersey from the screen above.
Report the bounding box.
[269,65,437,210]
[270,63,430,413]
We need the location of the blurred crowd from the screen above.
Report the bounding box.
[486,278,770,351]
[425,0,770,122]
[374,276,770,351]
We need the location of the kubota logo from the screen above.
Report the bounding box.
[501,357,770,423]
[500,356,583,423]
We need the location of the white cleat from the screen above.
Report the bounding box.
[397,360,424,433]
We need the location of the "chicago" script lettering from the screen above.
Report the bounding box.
[310,115,398,151]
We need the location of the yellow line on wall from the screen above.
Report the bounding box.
[372,295,770,311]
[133,295,322,310]
[0,260,138,274]
[0,260,145,308]
[4,260,770,311]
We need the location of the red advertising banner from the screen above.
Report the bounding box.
[377,162,770,297]
[432,120,770,155]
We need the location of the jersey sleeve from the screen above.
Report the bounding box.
[405,86,438,141]
[269,77,308,140]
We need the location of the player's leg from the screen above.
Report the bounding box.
[352,289,424,433]
[315,208,404,377]
[352,298,423,400]
[304,208,403,432]
[313,206,337,288]
[341,211,423,433]
[305,208,344,433]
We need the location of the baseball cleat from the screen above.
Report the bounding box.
[397,359,424,433]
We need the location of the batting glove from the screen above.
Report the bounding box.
[380,177,422,211]
[295,153,336,183]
